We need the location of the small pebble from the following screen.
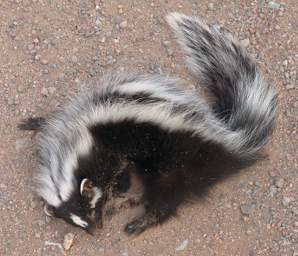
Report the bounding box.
[162,41,170,47]
[30,200,38,209]
[268,1,281,9]
[63,233,75,251]
[246,228,253,235]
[71,56,78,63]
[42,69,49,74]
[18,86,24,93]
[0,191,7,201]
[95,19,101,26]
[58,73,65,81]
[28,44,34,50]
[35,219,46,227]
[292,208,298,215]
[240,203,256,215]
[100,36,106,43]
[41,87,49,97]
[41,59,48,65]
[106,55,114,65]
[45,241,64,252]
[166,47,173,57]
[176,239,188,251]
[282,60,288,67]
[119,20,128,29]
[282,197,291,206]
[8,98,14,105]
[274,177,284,188]
[269,185,278,197]
[286,84,294,90]
[208,3,215,11]
[48,87,56,95]
[149,63,162,74]
[0,183,7,189]
[240,38,250,48]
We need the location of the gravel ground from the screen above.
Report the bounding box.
[0,0,297,255]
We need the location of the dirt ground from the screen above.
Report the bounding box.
[0,0,297,255]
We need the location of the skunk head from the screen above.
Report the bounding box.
[44,178,104,234]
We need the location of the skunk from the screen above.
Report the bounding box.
[19,13,276,235]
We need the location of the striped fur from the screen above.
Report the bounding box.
[19,13,277,233]
[166,13,277,158]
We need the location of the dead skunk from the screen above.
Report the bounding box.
[18,13,276,235]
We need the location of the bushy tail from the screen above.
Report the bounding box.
[167,13,277,159]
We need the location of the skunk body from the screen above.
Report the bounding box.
[19,13,276,234]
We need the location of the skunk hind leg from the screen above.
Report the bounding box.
[124,170,185,235]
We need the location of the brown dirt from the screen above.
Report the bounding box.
[0,1,297,255]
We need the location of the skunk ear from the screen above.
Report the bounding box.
[80,178,95,198]
[80,179,103,208]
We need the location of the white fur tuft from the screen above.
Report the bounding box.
[90,187,102,209]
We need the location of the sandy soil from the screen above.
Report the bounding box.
[0,0,297,255]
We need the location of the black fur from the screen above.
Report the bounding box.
[87,120,247,234]
[18,117,46,131]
